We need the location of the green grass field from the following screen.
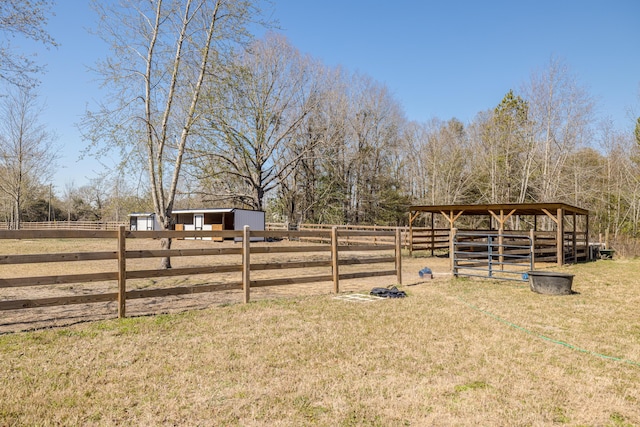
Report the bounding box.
[1,258,639,426]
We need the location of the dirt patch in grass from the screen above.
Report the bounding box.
[0,238,450,333]
[1,258,639,425]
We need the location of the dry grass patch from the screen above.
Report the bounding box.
[1,257,640,425]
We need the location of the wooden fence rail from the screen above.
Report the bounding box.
[0,221,128,230]
[0,226,402,319]
[409,227,590,265]
[0,221,411,247]
[267,223,412,248]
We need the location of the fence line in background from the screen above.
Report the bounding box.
[267,223,411,248]
[1,221,593,262]
[0,227,402,319]
[0,221,128,230]
[0,221,411,246]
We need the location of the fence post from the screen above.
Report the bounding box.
[117,225,126,318]
[243,225,250,303]
[395,227,402,285]
[331,226,339,293]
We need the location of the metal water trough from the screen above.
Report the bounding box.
[528,271,574,295]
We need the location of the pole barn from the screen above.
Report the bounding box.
[408,203,590,266]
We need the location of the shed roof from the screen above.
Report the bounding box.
[409,203,588,217]
[129,208,264,217]
[171,208,236,214]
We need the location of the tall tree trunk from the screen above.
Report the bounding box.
[160,237,172,269]
[159,210,174,269]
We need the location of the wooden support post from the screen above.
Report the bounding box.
[498,213,504,271]
[117,225,126,318]
[571,212,578,264]
[557,208,564,266]
[409,211,420,255]
[430,213,435,257]
[529,229,536,268]
[408,211,416,256]
[395,227,403,285]
[441,209,464,263]
[487,209,515,272]
[331,226,339,293]
[242,225,250,303]
[450,227,457,273]
[585,214,590,260]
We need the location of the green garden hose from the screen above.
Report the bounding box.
[456,296,640,368]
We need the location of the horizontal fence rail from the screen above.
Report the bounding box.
[268,223,411,248]
[410,226,591,266]
[0,221,128,230]
[1,221,411,248]
[4,221,592,266]
[0,227,403,319]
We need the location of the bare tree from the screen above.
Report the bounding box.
[470,91,535,203]
[82,0,263,268]
[271,70,408,225]
[335,73,407,224]
[273,65,352,225]
[402,121,430,203]
[195,33,322,211]
[523,57,595,201]
[406,118,473,205]
[0,87,57,228]
[0,0,57,87]
[596,121,640,237]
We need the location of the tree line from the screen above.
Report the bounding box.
[1,0,639,244]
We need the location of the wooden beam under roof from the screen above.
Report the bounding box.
[409,202,588,217]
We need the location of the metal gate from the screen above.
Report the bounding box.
[452,232,533,282]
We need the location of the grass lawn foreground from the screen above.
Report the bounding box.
[1,258,639,426]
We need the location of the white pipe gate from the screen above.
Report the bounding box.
[452,231,533,282]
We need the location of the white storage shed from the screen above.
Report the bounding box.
[129,208,265,241]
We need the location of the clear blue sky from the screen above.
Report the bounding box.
[35,0,640,193]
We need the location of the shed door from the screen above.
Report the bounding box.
[194,214,204,231]
[142,216,154,230]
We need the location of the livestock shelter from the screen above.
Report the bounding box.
[408,203,590,266]
[129,208,265,241]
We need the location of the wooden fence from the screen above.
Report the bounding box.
[268,223,411,247]
[0,221,411,247]
[0,221,128,230]
[0,227,402,319]
[409,227,590,265]
[409,227,451,255]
